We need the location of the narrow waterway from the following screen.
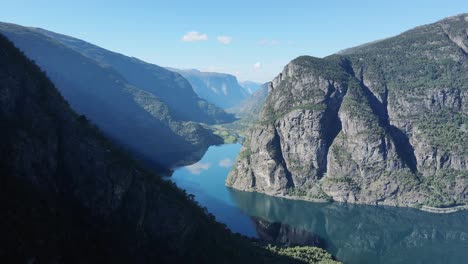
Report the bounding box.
[171,143,468,264]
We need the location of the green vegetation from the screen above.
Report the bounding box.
[286,187,308,197]
[238,139,252,162]
[330,139,352,167]
[239,148,252,161]
[340,79,385,137]
[325,177,359,188]
[309,187,334,202]
[416,111,467,155]
[260,56,353,124]
[422,168,467,207]
[213,127,239,144]
[265,244,341,264]
[292,55,350,83]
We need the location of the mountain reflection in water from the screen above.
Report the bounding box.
[228,189,468,264]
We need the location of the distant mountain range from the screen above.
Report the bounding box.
[0,22,235,169]
[167,68,251,109]
[240,81,263,94]
[228,82,269,121]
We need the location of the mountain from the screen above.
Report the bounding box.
[168,68,249,109]
[227,14,468,209]
[0,22,234,168]
[240,81,263,94]
[228,82,269,121]
[0,33,340,264]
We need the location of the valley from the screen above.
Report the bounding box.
[1,6,466,264]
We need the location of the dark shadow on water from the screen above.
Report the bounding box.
[228,189,468,264]
[251,216,326,248]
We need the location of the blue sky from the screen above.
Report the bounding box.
[1,0,467,82]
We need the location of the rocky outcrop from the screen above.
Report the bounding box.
[227,14,468,209]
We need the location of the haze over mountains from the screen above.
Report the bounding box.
[167,68,251,109]
[0,22,236,169]
[240,81,263,94]
[1,10,467,264]
[228,83,269,121]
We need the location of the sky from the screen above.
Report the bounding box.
[1,0,467,83]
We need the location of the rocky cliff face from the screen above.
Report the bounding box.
[227,14,467,208]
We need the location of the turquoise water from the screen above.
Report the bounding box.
[170,143,257,236]
[171,143,468,264]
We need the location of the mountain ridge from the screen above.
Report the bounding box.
[0,22,234,168]
[168,67,249,109]
[227,13,467,210]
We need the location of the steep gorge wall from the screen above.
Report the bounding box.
[227,14,468,208]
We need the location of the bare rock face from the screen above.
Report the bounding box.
[228,14,468,209]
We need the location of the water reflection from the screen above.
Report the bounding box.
[171,144,468,264]
[252,217,324,247]
[229,189,468,264]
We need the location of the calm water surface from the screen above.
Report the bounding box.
[171,143,468,264]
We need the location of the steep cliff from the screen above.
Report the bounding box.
[0,33,340,264]
[0,22,234,168]
[227,14,467,209]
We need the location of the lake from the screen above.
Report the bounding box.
[170,143,468,264]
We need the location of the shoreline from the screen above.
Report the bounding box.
[229,187,468,214]
[420,205,468,214]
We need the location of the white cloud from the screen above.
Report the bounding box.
[257,39,279,46]
[185,162,211,174]
[253,62,262,70]
[218,158,233,168]
[181,31,208,42]
[217,36,232,45]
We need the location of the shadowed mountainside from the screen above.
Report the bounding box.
[0,33,339,264]
[0,22,235,169]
